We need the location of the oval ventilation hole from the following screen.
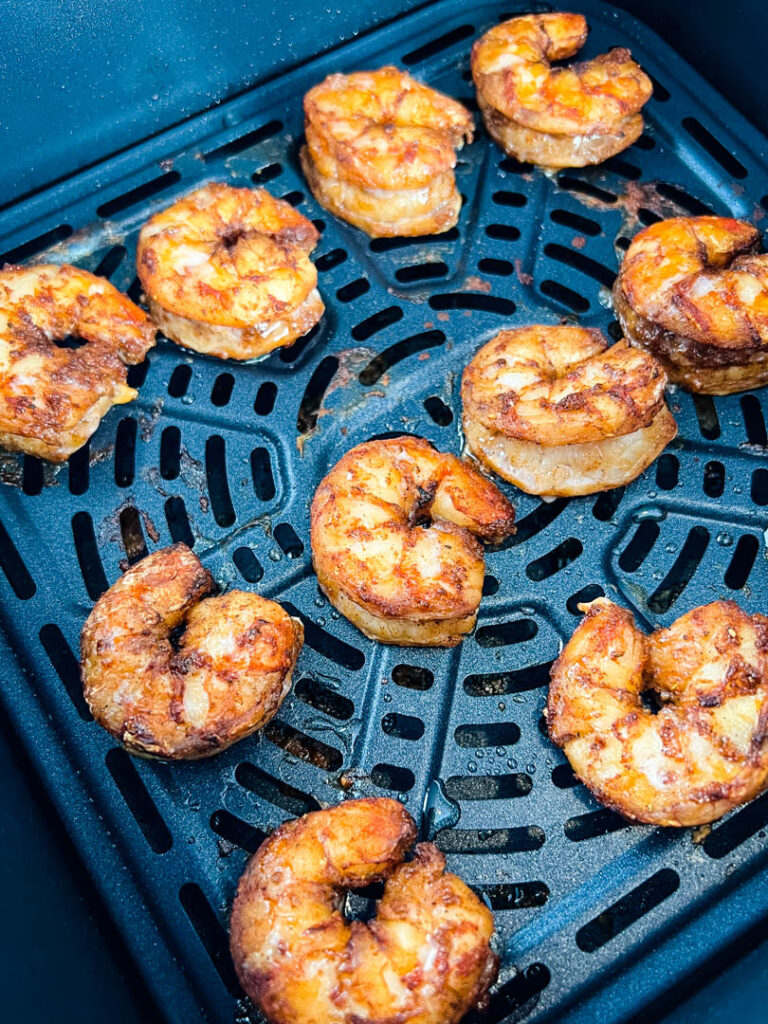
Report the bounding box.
[565,808,628,841]
[476,618,537,648]
[71,511,107,600]
[593,487,625,522]
[263,720,343,771]
[254,380,277,415]
[482,574,499,596]
[506,499,568,547]
[703,460,725,498]
[252,161,282,186]
[539,279,589,312]
[21,456,43,496]
[741,394,767,446]
[454,722,520,748]
[499,154,534,174]
[603,155,643,179]
[280,190,304,208]
[209,809,267,854]
[126,277,143,304]
[638,207,662,226]
[352,305,404,341]
[232,546,263,583]
[647,526,710,614]
[752,468,768,505]
[0,223,73,264]
[200,118,283,162]
[474,882,548,911]
[544,243,616,288]
[654,181,714,215]
[436,826,544,855]
[552,763,579,788]
[210,372,234,407]
[428,293,515,315]
[423,395,453,425]
[168,364,192,398]
[114,417,137,487]
[402,23,474,64]
[120,505,148,564]
[205,436,235,527]
[566,583,605,614]
[381,713,424,741]
[633,133,656,151]
[282,602,364,670]
[484,223,521,242]
[576,868,679,953]
[277,320,322,364]
[703,789,768,859]
[370,227,459,253]
[468,964,550,1023]
[550,208,602,235]
[97,170,181,218]
[724,534,759,591]
[681,117,747,178]
[607,319,623,342]
[68,441,90,496]
[359,330,445,385]
[337,277,370,302]
[160,426,181,480]
[235,761,320,816]
[526,538,583,581]
[127,358,149,389]
[251,447,276,501]
[39,623,91,720]
[492,190,527,208]
[477,257,514,276]
[94,244,127,279]
[656,453,679,491]
[297,355,339,434]
[557,175,617,204]
[295,677,354,720]
[315,247,348,272]
[371,763,415,792]
[165,496,194,547]
[464,661,554,697]
[178,883,240,996]
[274,523,303,558]
[618,520,660,573]
[444,774,532,800]
[392,664,433,690]
[395,261,449,283]
[105,747,172,853]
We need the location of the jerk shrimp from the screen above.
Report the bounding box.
[461,326,676,497]
[548,599,768,826]
[0,263,155,461]
[614,216,768,394]
[471,13,652,168]
[301,67,474,237]
[310,436,515,646]
[230,797,498,1024]
[137,183,324,360]
[81,544,303,759]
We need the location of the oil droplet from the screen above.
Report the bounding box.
[382,693,393,703]
[316,616,326,626]
[468,761,477,773]
[475,749,484,759]
[496,747,505,757]
[507,758,518,769]
[632,504,666,523]
[498,702,506,712]
[717,532,733,546]
[268,549,281,561]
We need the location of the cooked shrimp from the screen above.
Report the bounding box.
[81,544,303,759]
[310,436,515,646]
[548,598,768,826]
[461,326,676,497]
[137,183,324,360]
[471,13,652,168]
[0,263,155,461]
[614,216,768,393]
[229,797,498,1024]
[301,67,473,236]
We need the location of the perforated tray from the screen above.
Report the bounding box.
[1,2,768,1021]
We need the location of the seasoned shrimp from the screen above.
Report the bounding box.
[461,326,676,497]
[614,216,768,393]
[301,67,474,236]
[230,797,498,1024]
[137,183,324,360]
[81,544,303,759]
[310,436,515,646]
[471,13,652,168]
[0,263,155,461]
[548,599,768,826]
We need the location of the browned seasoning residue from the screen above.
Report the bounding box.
[463,275,492,293]
[514,258,533,286]
[571,235,586,249]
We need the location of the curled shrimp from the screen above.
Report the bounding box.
[137,183,324,360]
[614,216,768,394]
[0,263,155,461]
[81,544,303,759]
[229,797,498,1024]
[301,67,473,236]
[461,326,676,497]
[310,436,515,646]
[471,13,652,168]
[547,598,768,826]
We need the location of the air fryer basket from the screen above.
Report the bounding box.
[1,2,767,1021]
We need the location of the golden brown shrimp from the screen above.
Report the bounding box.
[614,216,768,393]
[229,797,498,1024]
[310,436,515,646]
[471,13,652,168]
[0,263,155,461]
[137,183,324,360]
[301,67,473,237]
[81,544,303,759]
[461,326,676,497]
[547,598,768,826]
